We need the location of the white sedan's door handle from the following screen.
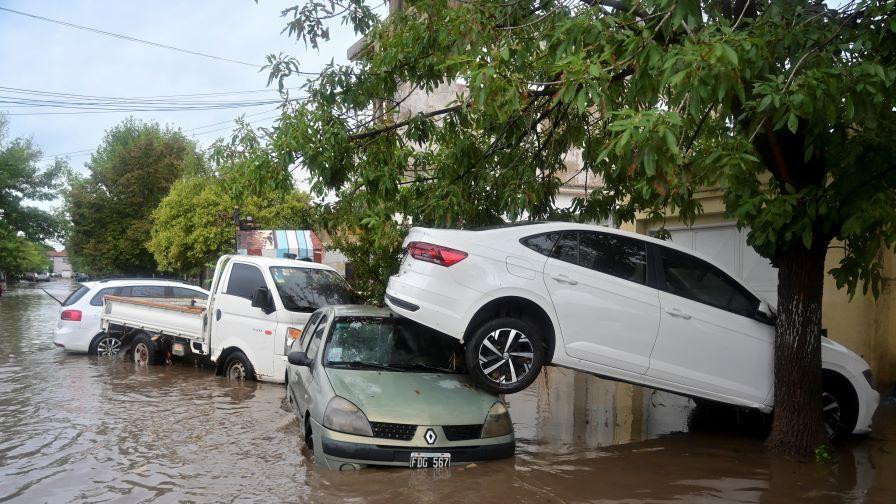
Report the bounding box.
[550,274,578,285]
[665,307,692,319]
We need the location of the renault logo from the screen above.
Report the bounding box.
[424,428,437,445]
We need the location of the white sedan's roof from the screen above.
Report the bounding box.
[85,278,204,288]
[462,221,730,266]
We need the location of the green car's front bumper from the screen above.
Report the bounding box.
[310,418,515,470]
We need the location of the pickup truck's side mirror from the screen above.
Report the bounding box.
[251,287,275,314]
[755,301,776,325]
[287,351,313,367]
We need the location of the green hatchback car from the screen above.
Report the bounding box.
[285,305,515,470]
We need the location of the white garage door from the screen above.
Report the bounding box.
[666,225,779,307]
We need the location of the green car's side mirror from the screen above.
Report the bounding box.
[288,351,313,367]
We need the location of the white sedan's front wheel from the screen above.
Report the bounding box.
[89,332,122,357]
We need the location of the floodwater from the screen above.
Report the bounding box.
[1,279,893,503]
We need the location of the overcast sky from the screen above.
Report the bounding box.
[1,0,372,213]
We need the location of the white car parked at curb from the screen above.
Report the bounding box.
[385,222,880,438]
[53,279,209,354]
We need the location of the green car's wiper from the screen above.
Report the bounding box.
[330,361,403,372]
[392,363,460,374]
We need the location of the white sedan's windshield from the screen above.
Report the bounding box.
[270,267,353,312]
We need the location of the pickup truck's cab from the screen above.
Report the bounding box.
[207,255,354,382]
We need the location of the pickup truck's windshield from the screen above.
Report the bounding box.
[269,267,353,313]
[324,317,465,373]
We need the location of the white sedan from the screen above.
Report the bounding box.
[53,279,208,355]
[385,222,879,438]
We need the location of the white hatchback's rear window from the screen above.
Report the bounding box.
[62,285,90,307]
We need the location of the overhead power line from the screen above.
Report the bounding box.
[0,85,292,101]
[184,107,282,134]
[0,85,282,115]
[190,112,283,137]
[0,6,261,68]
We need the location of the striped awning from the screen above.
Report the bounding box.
[237,229,323,262]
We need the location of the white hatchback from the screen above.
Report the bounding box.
[53,279,209,355]
[385,222,880,438]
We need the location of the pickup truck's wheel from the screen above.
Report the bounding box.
[89,332,122,357]
[224,351,255,381]
[132,333,160,366]
[465,317,544,394]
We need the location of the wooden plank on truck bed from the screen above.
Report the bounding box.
[103,295,206,315]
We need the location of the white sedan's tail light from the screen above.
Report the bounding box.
[407,241,468,267]
[61,309,82,322]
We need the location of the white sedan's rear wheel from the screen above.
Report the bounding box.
[465,317,545,394]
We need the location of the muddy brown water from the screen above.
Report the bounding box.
[1,279,893,503]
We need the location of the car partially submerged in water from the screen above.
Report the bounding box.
[285,305,515,470]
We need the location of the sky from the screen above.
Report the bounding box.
[0,0,374,218]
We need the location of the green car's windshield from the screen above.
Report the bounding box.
[269,267,354,313]
[324,317,466,373]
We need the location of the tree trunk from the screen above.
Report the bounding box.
[766,241,829,457]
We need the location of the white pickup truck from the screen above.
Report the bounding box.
[101,254,354,383]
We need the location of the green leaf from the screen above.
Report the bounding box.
[787,112,798,134]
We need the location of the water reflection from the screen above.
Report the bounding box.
[0,279,893,503]
[505,367,695,451]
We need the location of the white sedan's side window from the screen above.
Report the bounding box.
[578,232,648,285]
[552,231,579,264]
[659,247,758,317]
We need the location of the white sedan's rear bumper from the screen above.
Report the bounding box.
[52,321,92,353]
[385,264,484,341]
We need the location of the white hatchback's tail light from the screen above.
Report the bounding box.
[407,241,468,267]
[61,309,82,322]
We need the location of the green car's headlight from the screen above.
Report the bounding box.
[481,401,513,438]
[323,396,373,437]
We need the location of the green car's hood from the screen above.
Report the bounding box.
[324,369,499,425]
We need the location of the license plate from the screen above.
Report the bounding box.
[409,452,451,469]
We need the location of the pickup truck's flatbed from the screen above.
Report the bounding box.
[102,295,205,341]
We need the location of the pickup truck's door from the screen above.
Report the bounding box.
[212,261,279,379]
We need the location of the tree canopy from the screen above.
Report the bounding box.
[0,115,66,277]
[260,0,896,456]
[148,174,312,277]
[67,118,206,275]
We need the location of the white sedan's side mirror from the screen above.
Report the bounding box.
[755,301,776,325]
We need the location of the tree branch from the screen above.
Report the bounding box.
[348,104,462,141]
